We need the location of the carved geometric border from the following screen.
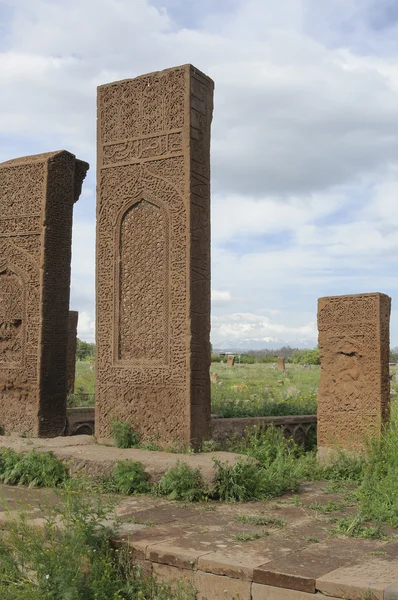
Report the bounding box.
[0,262,27,369]
[112,191,171,368]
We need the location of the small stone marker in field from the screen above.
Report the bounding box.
[318,292,391,457]
[277,356,285,371]
[210,372,219,384]
[227,355,235,367]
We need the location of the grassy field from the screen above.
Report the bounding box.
[72,360,319,415]
[210,362,319,416]
[72,359,398,417]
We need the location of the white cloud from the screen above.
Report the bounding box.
[2,0,398,343]
[211,312,317,343]
[211,290,232,304]
[76,310,95,343]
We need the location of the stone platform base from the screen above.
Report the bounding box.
[1,481,396,600]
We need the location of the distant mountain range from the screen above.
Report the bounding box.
[213,338,317,352]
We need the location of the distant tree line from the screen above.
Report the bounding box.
[211,346,321,365]
[78,342,398,364]
[76,339,96,361]
[212,346,398,365]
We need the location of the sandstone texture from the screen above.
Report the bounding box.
[0,152,88,436]
[96,64,214,448]
[317,292,391,453]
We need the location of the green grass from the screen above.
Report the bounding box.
[233,531,269,542]
[74,360,96,395]
[235,514,285,527]
[306,500,350,513]
[210,362,318,417]
[332,516,385,540]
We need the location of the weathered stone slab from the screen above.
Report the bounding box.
[253,537,384,593]
[67,311,78,394]
[226,355,235,367]
[277,357,285,371]
[316,556,398,600]
[252,584,340,600]
[96,64,214,448]
[0,152,88,436]
[197,537,308,581]
[194,570,251,600]
[152,562,194,585]
[317,293,391,454]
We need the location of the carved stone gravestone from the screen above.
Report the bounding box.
[96,64,214,448]
[226,355,235,367]
[0,151,88,436]
[277,356,285,371]
[67,311,79,395]
[318,293,391,456]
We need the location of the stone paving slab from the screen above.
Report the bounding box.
[197,537,308,581]
[317,553,398,599]
[253,537,388,593]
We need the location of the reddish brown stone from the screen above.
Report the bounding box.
[277,357,285,371]
[67,311,78,395]
[226,355,235,367]
[318,293,391,454]
[194,570,251,600]
[96,65,214,449]
[253,538,383,593]
[0,151,88,436]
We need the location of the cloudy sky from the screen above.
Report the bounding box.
[2,0,398,347]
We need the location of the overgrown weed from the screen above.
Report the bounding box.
[154,462,206,502]
[0,489,195,599]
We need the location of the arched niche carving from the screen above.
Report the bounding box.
[114,195,170,366]
[0,264,25,367]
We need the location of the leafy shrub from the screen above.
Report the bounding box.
[291,348,320,365]
[155,462,205,501]
[211,354,222,363]
[0,450,68,488]
[111,418,140,449]
[200,439,222,453]
[108,460,151,495]
[212,457,267,502]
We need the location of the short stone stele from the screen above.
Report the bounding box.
[96,65,214,448]
[317,292,391,456]
[67,311,79,395]
[226,355,235,367]
[0,151,88,436]
[277,356,285,371]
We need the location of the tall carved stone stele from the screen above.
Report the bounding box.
[67,311,79,395]
[317,293,391,456]
[96,64,214,448]
[0,151,89,436]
